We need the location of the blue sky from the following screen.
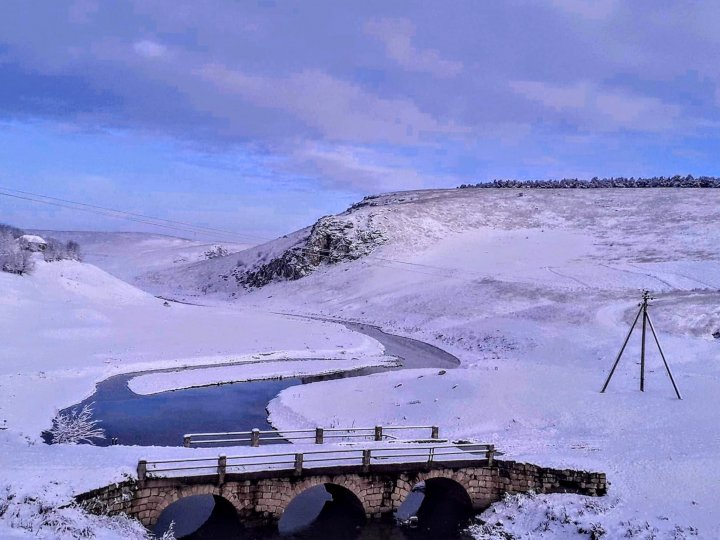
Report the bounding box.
[2,1,720,238]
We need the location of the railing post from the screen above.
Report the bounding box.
[294,453,303,475]
[251,428,260,447]
[362,449,371,472]
[315,427,324,444]
[374,425,383,441]
[217,454,227,485]
[183,435,191,448]
[431,426,439,440]
[137,459,147,488]
[427,447,435,466]
[486,444,495,467]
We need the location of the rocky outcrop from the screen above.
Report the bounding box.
[232,216,385,288]
[348,192,419,210]
[234,248,314,288]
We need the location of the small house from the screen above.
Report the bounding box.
[18,235,48,252]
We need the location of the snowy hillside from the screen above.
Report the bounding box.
[145,187,720,538]
[5,188,720,538]
[139,210,387,296]
[0,258,385,434]
[31,230,251,285]
[150,188,720,300]
[0,258,387,538]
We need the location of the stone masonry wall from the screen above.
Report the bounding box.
[77,460,607,528]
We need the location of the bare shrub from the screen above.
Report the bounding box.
[0,232,34,275]
[46,404,105,445]
[204,245,229,259]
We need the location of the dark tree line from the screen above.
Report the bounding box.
[459,175,720,189]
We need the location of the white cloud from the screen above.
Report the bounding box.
[548,0,619,21]
[510,80,682,132]
[593,91,680,131]
[510,80,589,111]
[68,0,99,24]
[133,40,167,59]
[196,64,465,144]
[365,18,462,78]
[289,144,452,192]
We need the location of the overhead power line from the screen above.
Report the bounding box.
[0,186,489,282]
[0,188,261,244]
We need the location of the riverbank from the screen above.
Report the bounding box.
[0,260,384,438]
[0,260,392,538]
[53,320,457,447]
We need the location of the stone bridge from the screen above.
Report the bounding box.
[78,456,607,529]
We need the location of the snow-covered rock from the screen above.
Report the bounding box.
[232,215,385,288]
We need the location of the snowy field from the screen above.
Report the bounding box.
[0,258,384,538]
[31,230,251,285]
[2,188,720,538]
[175,188,719,538]
[127,356,397,395]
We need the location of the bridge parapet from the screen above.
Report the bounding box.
[138,442,495,485]
[182,424,442,447]
[77,447,607,529]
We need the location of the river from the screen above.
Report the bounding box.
[52,321,474,539]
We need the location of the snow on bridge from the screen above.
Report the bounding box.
[78,440,607,529]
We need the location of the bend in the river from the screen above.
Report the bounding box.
[48,321,459,447]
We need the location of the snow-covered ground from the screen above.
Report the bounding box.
[128,356,397,395]
[0,258,385,538]
[3,188,720,538]
[0,259,383,435]
[163,188,719,538]
[468,492,700,539]
[31,230,251,286]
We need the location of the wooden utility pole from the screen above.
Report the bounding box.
[640,293,648,391]
[601,291,682,399]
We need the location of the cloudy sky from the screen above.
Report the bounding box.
[1,0,720,238]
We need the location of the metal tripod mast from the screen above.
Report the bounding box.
[600,291,682,399]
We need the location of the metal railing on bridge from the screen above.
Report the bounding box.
[183,425,441,448]
[138,442,496,485]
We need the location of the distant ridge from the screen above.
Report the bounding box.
[460,175,720,189]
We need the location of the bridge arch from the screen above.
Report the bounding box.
[279,481,366,535]
[283,475,371,514]
[420,477,473,510]
[397,475,474,535]
[149,484,223,526]
[394,469,474,508]
[148,483,252,529]
[152,492,241,538]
